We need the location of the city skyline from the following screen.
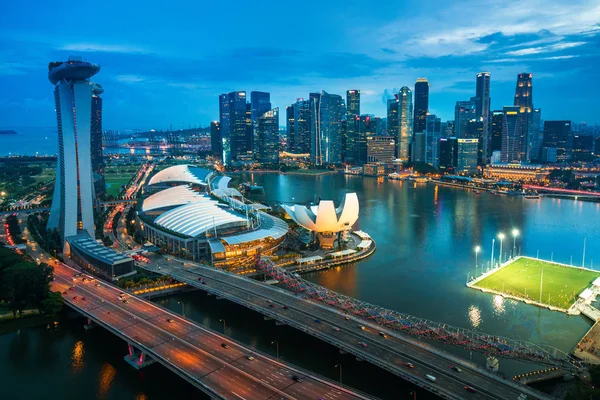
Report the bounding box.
[1,0,599,129]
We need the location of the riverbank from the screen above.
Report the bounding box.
[0,312,56,334]
[230,169,338,177]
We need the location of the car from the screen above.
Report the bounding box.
[358,341,368,347]
[464,386,476,393]
[314,319,321,323]
[359,325,366,330]
[167,318,174,323]
[72,296,78,300]
[62,291,68,295]
[379,332,387,338]
[282,306,288,310]
[292,375,303,383]
[201,281,206,285]
[69,287,75,291]
[95,283,101,287]
[269,304,276,308]
[107,311,110,314]
[333,327,341,332]
[404,362,415,368]
[81,297,86,301]
[450,365,463,372]
[246,355,255,361]
[157,266,161,270]
[425,374,437,382]
[198,277,203,281]
[221,343,229,349]
[345,316,350,321]
[267,299,273,303]
[122,300,129,304]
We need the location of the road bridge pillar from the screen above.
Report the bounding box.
[124,342,156,370]
[83,317,96,331]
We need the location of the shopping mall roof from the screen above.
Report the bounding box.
[66,233,132,265]
[142,185,205,212]
[148,165,213,186]
[221,212,288,245]
[211,176,231,190]
[282,193,359,233]
[154,196,247,238]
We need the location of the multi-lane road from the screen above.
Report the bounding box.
[140,258,551,400]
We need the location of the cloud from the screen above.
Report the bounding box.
[115,74,146,83]
[506,41,586,56]
[60,43,150,54]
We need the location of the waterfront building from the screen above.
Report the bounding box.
[286,105,295,152]
[501,106,523,163]
[355,115,377,165]
[310,91,344,165]
[210,121,222,162]
[219,91,249,164]
[366,136,395,163]
[281,193,359,249]
[531,108,543,160]
[483,163,548,182]
[387,96,399,157]
[345,90,360,163]
[541,147,557,163]
[466,119,484,166]
[474,72,491,160]
[425,115,442,167]
[46,57,99,248]
[363,163,385,177]
[413,78,429,137]
[514,73,534,161]
[398,87,413,162]
[456,138,479,175]
[491,110,503,154]
[572,134,594,161]
[90,84,104,198]
[68,232,135,280]
[291,98,312,155]
[256,108,279,164]
[412,131,426,163]
[454,99,476,138]
[439,137,457,173]
[543,120,573,162]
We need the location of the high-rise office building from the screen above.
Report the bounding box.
[310,91,343,165]
[398,87,413,161]
[289,99,311,154]
[491,110,503,153]
[530,108,543,160]
[210,121,222,161]
[251,91,271,154]
[412,132,426,163]
[474,72,491,160]
[256,108,279,164]
[286,104,295,152]
[573,134,594,160]
[90,83,104,198]
[543,121,573,162]
[219,91,248,164]
[366,136,395,163]
[456,139,479,175]
[594,137,600,156]
[425,114,442,167]
[439,137,457,173]
[454,100,476,138]
[442,121,454,139]
[345,90,361,163]
[356,115,376,165]
[500,106,523,163]
[514,73,534,161]
[346,90,360,116]
[387,96,399,157]
[46,57,100,247]
[413,78,429,135]
[466,119,484,166]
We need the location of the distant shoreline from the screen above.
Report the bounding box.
[0,130,18,135]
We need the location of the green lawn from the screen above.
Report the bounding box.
[474,258,599,309]
[104,166,138,196]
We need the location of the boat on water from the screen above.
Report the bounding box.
[388,172,402,180]
[414,177,428,183]
[525,194,540,199]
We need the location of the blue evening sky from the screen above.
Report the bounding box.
[0,0,599,130]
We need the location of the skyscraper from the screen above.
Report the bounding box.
[366,136,395,163]
[500,106,522,163]
[90,83,104,198]
[543,121,573,162]
[293,99,312,154]
[413,78,429,135]
[251,91,271,154]
[439,137,457,173]
[514,73,534,161]
[530,108,542,160]
[310,91,343,165]
[346,90,360,116]
[46,57,99,247]
[456,139,479,175]
[286,104,295,152]
[345,90,360,163]
[210,121,222,161]
[490,110,503,154]
[256,108,280,164]
[425,114,441,167]
[474,72,491,160]
[356,115,376,165]
[466,119,484,166]
[387,96,399,157]
[219,91,248,164]
[398,87,413,161]
[454,100,476,138]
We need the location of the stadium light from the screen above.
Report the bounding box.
[512,229,520,259]
[498,233,505,265]
[474,246,481,277]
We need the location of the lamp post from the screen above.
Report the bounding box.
[335,363,343,384]
[498,233,505,265]
[219,318,226,333]
[475,246,481,277]
[491,238,495,268]
[271,340,279,358]
[512,229,519,259]
[177,301,185,317]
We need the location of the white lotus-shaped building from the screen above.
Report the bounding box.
[282,193,359,248]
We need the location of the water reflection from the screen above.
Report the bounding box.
[492,295,505,315]
[72,340,85,372]
[468,305,481,328]
[97,362,117,398]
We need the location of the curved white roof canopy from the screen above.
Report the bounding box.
[142,185,205,212]
[148,165,212,186]
[282,193,359,233]
[154,197,247,238]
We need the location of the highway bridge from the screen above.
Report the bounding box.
[138,259,554,400]
[47,261,376,399]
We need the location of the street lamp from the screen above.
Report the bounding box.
[177,301,185,317]
[474,246,481,277]
[512,229,519,258]
[498,233,505,265]
[219,318,226,333]
[335,363,343,384]
[271,340,279,358]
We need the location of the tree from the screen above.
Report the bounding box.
[39,291,63,315]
